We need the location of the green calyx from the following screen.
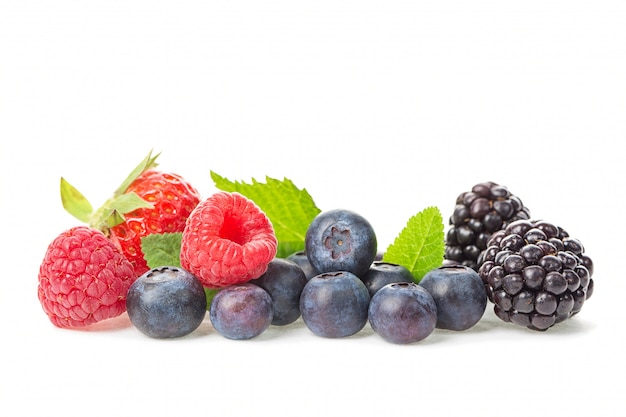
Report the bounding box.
[60,150,160,232]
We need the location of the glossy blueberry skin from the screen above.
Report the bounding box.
[360,261,415,297]
[126,266,207,339]
[419,265,487,331]
[253,258,308,325]
[299,271,370,338]
[286,251,319,280]
[305,209,377,277]
[368,282,438,344]
[209,283,273,340]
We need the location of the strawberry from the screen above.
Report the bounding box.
[38,226,135,328]
[61,150,201,277]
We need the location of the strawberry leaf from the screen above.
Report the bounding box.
[113,149,160,196]
[210,172,321,258]
[383,206,445,282]
[109,192,154,214]
[90,192,154,229]
[60,177,93,223]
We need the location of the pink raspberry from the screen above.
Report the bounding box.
[38,226,136,329]
[180,192,278,288]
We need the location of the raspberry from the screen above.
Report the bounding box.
[38,226,136,329]
[444,181,531,271]
[180,192,278,288]
[477,219,594,331]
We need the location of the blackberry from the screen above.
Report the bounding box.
[477,219,594,331]
[444,181,531,271]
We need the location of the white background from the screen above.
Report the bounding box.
[1,1,625,416]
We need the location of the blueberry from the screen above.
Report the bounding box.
[286,250,319,280]
[360,261,415,297]
[209,283,273,340]
[305,209,377,277]
[253,258,308,326]
[299,271,370,338]
[126,266,207,339]
[368,282,438,344]
[419,265,488,331]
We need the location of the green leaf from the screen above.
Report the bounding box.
[90,192,154,229]
[383,206,445,282]
[109,192,154,214]
[113,149,160,196]
[99,209,127,229]
[60,177,93,223]
[211,171,321,258]
[141,232,183,269]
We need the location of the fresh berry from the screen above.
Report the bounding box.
[360,261,415,298]
[299,271,370,338]
[126,266,207,338]
[253,258,308,326]
[477,219,594,331]
[305,209,377,277]
[444,181,531,271]
[38,226,135,329]
[419,265,487,331]
[108,169,201,277]
[286,250,318,280]
[209,283,274,340]
[61,151,201,278]
[180,191,278,288]
[368,282,438,344]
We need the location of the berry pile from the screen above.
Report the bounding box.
[38,154,596,341]
[39,151,201,328]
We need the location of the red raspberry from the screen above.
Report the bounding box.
[108,169,201,277]
[38,226,136,329]
[180,192,278,288]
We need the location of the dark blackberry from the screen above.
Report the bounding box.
[478,219,594,331]
[444,181,531,271]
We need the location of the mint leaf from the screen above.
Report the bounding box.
[383,206,445,282]
[141,232,183,269]
[211,172,321,258]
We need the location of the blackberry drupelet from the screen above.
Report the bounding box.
[477,219,594,331]
[444,181,531,271]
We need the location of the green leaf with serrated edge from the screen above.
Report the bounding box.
[60,177,93,223]
[211,172,321,258]
[141,232,183,269]
[383,206,445,283]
